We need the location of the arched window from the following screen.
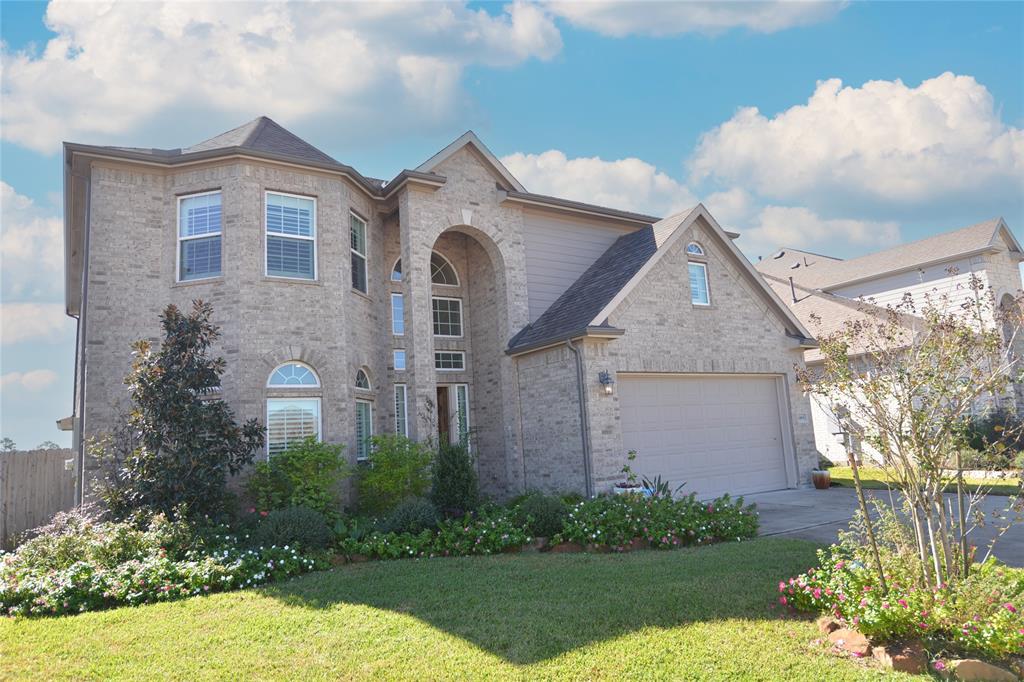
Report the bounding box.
[431,252,459,286]
[266,362,321,456]
[390,258,402,282]
[268,362,320,387]
[686,242,705,257]
[355,368,371,390]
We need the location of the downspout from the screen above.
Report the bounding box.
[75,174,92,506]
[565,339,594,498]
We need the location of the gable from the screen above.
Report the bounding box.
[416,131,525,192]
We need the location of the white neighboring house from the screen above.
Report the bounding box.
[755,218,1024,464]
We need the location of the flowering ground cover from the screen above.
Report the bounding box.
[0,538,929,680]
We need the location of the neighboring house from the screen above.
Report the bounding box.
[755,219,1024,464]
[61,116,819,504]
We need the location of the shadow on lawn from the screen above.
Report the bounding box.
[260,537,820,665]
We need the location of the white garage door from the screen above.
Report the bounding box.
[619,374,790,499]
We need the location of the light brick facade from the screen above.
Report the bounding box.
[69,133,818,503]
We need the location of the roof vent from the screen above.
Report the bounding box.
[773,250,786,259]
[790,261,801,269]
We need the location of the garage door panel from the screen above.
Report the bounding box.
[619,375,790,499]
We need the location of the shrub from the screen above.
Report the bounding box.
[357,435,433,514]
[246,437,350,517]
[377,497,439,535]
[514,493,567,538]
[430,442,479,516]
[92,301,264,519]
[252,506,333,550]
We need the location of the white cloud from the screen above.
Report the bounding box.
[0,369,59,392]
[547,1,843,37]
[1,182,64,300]
[501,149,697,216]
[1,1,562,153]
[690,73,1024,206]
[736,205,901,260]
[0,303,70,345]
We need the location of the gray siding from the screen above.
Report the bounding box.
[522,209,637,321]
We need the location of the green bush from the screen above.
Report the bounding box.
[377,497,439,535]
[430,441,479,516]
[252,506,333,550]
[357,435,433,514]
[962,408,1024,470]
[514,493,568,538]
[246,437,350,517]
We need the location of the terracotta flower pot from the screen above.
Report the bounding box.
[812,469,831,489]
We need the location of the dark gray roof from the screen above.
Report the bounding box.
[184,117,340,165]
[508,225,658,352]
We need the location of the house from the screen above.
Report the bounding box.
[61,117,819,504]
[755,219,1024,464]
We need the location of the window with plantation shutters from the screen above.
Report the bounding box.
[355,400,373,460]
[689,262,710,306]
[178,192,222,281]
[266,398,320,456]
[266,192,316,279]
[394,384,408,436]
[351,213,368,293]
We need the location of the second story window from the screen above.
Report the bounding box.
[178,191,221,281]
[351,212,368,293]
[432,297,463,337]
[391,293,405,335]
[266,192,315,280]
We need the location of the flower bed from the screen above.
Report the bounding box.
[781,545,1024,660]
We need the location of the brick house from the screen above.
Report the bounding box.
[755,219,1024,464]
[62,117,819,504]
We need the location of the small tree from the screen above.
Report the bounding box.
[36,440,60,450]
[94,300,263,518]
[800,275,1024,587]
[0,437,16,453]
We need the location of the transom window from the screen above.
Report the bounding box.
[355,368,371,390]
[686,242,705,257]
[268,362,320,387]
[689,262,710,306]
[435,351,465,371]
[432,297,463,337]
[390,258,402,282]
[178,191,222,281]
[430,252,459,286]
[351,212,368,293]
[266,192,316,280]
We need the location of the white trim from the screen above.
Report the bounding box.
[264,190,317,281]
[176,190,222,283]
[355,398,374,461]
[390,257,403,282]
[267,361,321,388]
[686,241,706,257]
[393,349,407,371]
[394,383,408,436]
[431,295,464,338]
[391,292,405,336]
[586,204,812,340]
[355,367,372,391]
[415,131,526,193]
[434,350,466,371]
[350,211,368,293]
[430,251,460,287]
[688,261,710,306]
[265,396,322,459]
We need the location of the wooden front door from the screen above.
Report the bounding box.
[436,385,451,445]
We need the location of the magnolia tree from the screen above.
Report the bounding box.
[800,275,1024,588]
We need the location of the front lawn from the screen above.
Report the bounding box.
[1,538,925,680]
[829,466,1022,496]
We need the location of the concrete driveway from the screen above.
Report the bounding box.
[746,487,1024,567]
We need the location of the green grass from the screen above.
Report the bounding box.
[0,538,926,681]
[829,466,1022,496]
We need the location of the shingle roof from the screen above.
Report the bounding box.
[507,209,696,352]
[755,218,1011,290]
[184,116,340,165]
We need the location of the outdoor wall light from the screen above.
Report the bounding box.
[598,371,615,395]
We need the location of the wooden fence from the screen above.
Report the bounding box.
[0,449,77,549]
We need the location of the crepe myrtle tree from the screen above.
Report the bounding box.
[92,300,263,519]
[800,274,1024,588]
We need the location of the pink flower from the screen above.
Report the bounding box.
[779,581,787,592]
[813,588,822,599]
[835,561,845,570]
[259,511,268,517]
[933,661,946,672]
[882,602,890,610]
[860,599,868,608]
[898,599,908,608]
[1005,603,1018,614]
[779,596,787,605]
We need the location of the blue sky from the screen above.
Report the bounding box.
[1,0,1022,449]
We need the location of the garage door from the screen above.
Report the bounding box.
[618,374,790,499]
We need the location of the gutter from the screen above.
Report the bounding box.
[74,172,92,506]
[821,246,1001,291]
[565,339,594,498]
[505,326,625,357]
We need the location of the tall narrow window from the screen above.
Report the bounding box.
[689,262,710,306]
[351,212,368,293]
[391,293,405,335]
[178,192,222,281]
[394,384,408,436]
[455,384,470,449]
[355,399,373,461]
[266,362,321,456]
[393,350,406,371]
[432,297,463,337]
[266,192,315,279]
